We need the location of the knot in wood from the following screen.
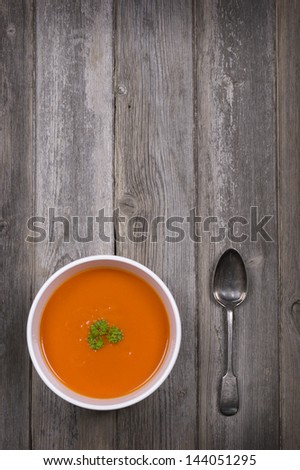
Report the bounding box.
[118,195,138,217]
[0,220,8,235]
[117,84,127,95]
[291,300,300,336]
[7,24,16,37]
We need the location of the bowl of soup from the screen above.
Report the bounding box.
[27,255,181,410]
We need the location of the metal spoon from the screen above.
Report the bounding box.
[213,248,247,416]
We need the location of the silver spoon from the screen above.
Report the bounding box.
[213,248,247,416]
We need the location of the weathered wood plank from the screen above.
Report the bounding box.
[0,0,34,449]
[277,0,300,450]
[114,0,197,449]
[195,0,279,448]
[32,0,115,449]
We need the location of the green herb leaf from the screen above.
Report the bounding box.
[87,319,123,350]
[87,333,104,350]
[92,319,109,336]
[107,326,123,344]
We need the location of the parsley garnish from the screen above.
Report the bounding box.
[87,319,123,351]
[107,326,123,344]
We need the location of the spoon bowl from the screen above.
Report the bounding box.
[213,249,247,309]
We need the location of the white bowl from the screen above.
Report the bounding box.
[27,255,181,410]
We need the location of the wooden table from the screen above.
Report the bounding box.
[1,0,299,450]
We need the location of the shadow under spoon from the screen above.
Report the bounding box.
[213,248,248,416]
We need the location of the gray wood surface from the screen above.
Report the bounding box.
[278,0,300,450]
[0,0,299,450]
[0,0,34,449]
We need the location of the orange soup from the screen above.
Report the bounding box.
[40,267,170,398]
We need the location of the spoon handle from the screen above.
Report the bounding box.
[220,308,239,416]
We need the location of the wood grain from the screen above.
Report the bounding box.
[195,0,279,449]
[0,0,34,449]
[32,0,115,449]
[277,0,300,450]
[114,0,198,449]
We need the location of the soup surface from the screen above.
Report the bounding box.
[40,267,170,398]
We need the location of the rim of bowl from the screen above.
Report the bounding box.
[27,255,182,410]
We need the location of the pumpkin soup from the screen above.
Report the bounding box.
[40,267,170,398]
